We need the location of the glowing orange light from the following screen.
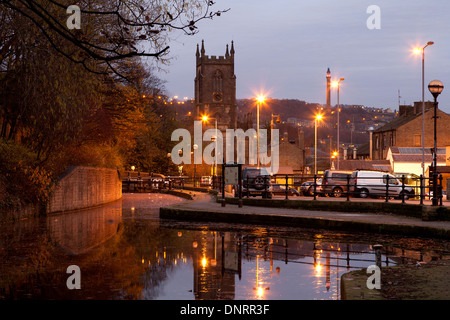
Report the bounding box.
[257,287,264,298]
[316,114,323,121]
[315,263,322,274]
[202,115,208,122]
[412,47,421,55]
[256,95,265,103]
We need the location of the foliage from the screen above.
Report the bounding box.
[0,139,54,206]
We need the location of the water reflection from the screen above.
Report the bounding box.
[47,201,122,255]
[1,193,449,300]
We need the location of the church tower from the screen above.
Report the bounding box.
[194,40,237,130]
[326,68,331,109]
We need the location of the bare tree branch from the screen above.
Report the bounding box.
[1,0,229,78]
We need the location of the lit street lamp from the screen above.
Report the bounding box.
[256,96,266,168]
[428,80,444,206]
[413,41,434,194]
[315,114,323,175]
[332,78,344,170]
[201,115,218,177]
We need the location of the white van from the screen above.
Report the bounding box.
[349,170,415,199]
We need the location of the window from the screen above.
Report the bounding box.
[414,134,421,147]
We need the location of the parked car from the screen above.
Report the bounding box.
[200,176,212,187]
[300,179,322,196]
[349,170,415,199]
[233,167,273,198]
[271,184,300,196]
[321,170,352,197]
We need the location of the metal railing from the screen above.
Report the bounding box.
[225,172,445,206]
[122,171,223,192]
[122,170,445,206]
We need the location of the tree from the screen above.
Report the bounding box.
[1,0,229,78]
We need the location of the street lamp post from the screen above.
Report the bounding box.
[415,42,434,194]
[315,114,323,175]
[193,144,198,186]
[428,80,444,206]
[256,96,265,168]
[201,116,218,179]
[336,78,344,170]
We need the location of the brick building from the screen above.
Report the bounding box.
[372,102,450,160]
[277,130,306,174]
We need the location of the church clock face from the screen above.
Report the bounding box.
[213,91,223,102]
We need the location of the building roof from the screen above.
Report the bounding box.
[338,160,392,172]
[374,112,421,133]
[388,147,446,163]
[391,154,446,162]
[389,146,445,154]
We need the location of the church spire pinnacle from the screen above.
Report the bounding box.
[201,39,205,56]
[230,40,235,55]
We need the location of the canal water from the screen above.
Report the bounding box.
[1,193,449,300]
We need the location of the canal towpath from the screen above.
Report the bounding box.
[160,191,450,240]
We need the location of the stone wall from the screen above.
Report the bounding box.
[46,166,122,213]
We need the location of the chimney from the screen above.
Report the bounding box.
[399,105,414,116]
[414,101,434,115]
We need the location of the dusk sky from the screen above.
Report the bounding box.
[157,0,450,113]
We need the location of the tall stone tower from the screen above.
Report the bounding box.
[194,40,237,130]
[326,68,331,109]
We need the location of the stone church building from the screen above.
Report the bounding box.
[194,40,237,130]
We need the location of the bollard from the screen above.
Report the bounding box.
[419,174,424,205]
[384,175,389,203]
[313,174,317,201]
[374,244,383,268]
[346,175,350,202]
[401,175,405,204]
[285,174,289,200]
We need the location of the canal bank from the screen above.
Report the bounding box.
[160,194,450,240]
[340,259,450,300]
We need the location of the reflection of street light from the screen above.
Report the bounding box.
[428,80,444,206]
[314,114,323,175]
[253,255,269,299]
[413,41,434,185]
